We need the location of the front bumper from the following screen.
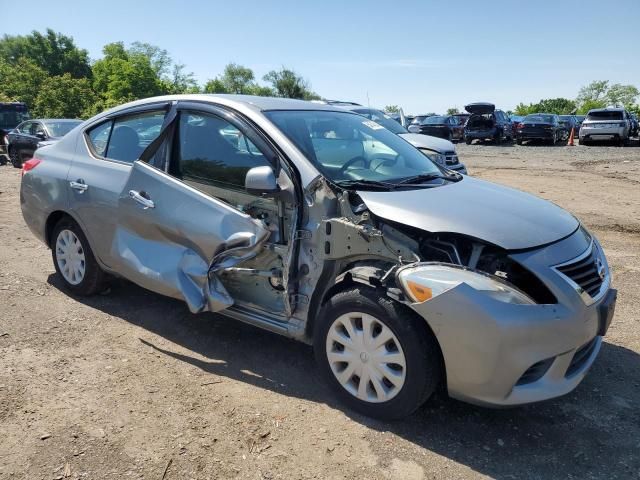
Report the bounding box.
[406,232,614,407]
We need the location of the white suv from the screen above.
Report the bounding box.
[580,108,631,146]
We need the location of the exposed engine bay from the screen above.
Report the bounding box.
[315,190,556,306]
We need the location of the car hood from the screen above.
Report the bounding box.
[358,176,579,250]
[465,102,495,115]
[398,133,455,153]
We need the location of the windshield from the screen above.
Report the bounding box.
[0,105,30,130]
[524,114,555,123]
[265,110,445,185]
[352,108,407,134]
[587,110,623,121]
[44,120,82,137]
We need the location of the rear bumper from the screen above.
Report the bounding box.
[464,128,497,140]
[517,131,554,140]
[580,126,625,140]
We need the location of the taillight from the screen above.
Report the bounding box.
[21,157,42,177]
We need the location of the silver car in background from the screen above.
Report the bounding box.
[337,105,467,174]
[580,107,631,146]
[21,95,616,419]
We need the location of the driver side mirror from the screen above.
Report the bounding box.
[245,166,280,198]
[35,132,46,140]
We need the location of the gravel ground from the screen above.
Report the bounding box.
[0,140,639,480]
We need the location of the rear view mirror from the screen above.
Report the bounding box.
[245,166,280,197]
[35,132,46,140]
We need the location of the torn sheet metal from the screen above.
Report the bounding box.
[113,160,271,313]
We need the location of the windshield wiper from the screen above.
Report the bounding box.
[393,172,461,185]
[334,179,398,190]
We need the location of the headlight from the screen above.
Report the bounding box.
[397,264,535,305]
[421,150,446,165]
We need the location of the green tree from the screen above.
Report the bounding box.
[92,42,162,108]
[514,102,535,116]
[446,107,460,115]
[129,42,198,94]
[263,67,319,100]
[0,57,48,107]
[0,29,90,78]
[33,73,97,118]
[576,80,609,109]
[385,105,400,113]
[514,98,576,115]
[606,83,639,108]
[204,63,271,95]
[203,78,228,94]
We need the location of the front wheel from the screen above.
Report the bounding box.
[314,286,441,420]
[465,137,472,145]
[51,218,108,295]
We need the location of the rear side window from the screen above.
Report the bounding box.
[85,110,166,163]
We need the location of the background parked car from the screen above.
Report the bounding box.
[463,103,512,144]
[408,115,464,142]
[629,113,638,137]
[0,102,30,164]
[558,115,578,141]
[451,113,470,127]
[339,106,467,173]
[579,108,631,146]
[7,118,82,168]
[515,113,562,145]
[574,115,586,132]
[407,114,431,128]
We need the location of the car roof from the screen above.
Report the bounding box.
[27,118,82,122]
[94,94,353,120]
[588,107,624,113]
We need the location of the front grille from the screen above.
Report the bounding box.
[444,151,459,165]
[516,357,554,386]
[565,337,598,378]
[556,245,604,299]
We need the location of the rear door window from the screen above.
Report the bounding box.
[587,111,623,121]
[85,110,166,163]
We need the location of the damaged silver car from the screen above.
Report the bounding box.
[21,95,617,420]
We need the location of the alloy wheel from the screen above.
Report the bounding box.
[325,312,407,403]
[55,229,86,285]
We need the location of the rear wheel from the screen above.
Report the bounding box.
[516,138,523,145]
[494,130,502,145]
[465,137,472,145]
[9,147,21,168]
[51,218,107,295]
[314,286,441,420]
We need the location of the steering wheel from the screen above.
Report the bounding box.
[339,156,367,173]
[370,154,400,172]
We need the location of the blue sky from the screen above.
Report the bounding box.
[1,0,638,113]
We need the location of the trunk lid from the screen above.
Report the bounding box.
[465,103,495,115]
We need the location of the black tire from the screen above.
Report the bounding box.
[314,286,442,420]
[465,137,472,145]
[0,154,7,166]
[547,134,556,146]
[51,217,107,296]
[9,147,21,168]
[494,130,502,145]
[516,138,523,145]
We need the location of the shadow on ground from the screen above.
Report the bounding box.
[49,275,640,479]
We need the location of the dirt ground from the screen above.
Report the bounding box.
[1,140,639,480]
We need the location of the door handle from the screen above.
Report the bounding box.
[129,190,155,209]
[69,180,88,193]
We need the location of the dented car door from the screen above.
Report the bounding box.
[113,160,270,313]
